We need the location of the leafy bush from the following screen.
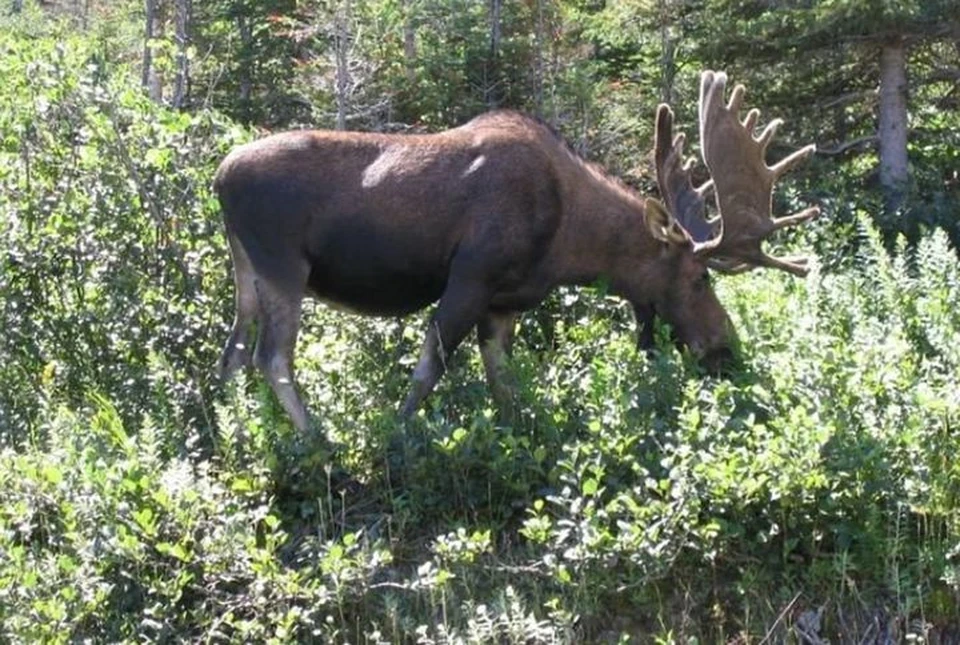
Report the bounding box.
[1,25,959,645]
[0,29,248,441]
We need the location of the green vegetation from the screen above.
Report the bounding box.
[1,2,958,642]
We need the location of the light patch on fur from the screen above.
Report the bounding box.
[462,155,486,177]
[315,296,363,315]
[362,144,434,188]
[412,356,437,382]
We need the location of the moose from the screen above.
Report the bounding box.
[215,71,818,433]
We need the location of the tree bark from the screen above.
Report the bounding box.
[76,0,89,28]
[237,13,252,120]
[171,0,190,109]
[142,0,163,102]
[658,0,675,105]
[334,1,351,130]
[878,37,909,217]
[532,0,546,116]
[401,0,417,84]
[486,0,501,108]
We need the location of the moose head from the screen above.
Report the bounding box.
[638,70,819,370]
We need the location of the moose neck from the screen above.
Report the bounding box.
[546,157,662,305]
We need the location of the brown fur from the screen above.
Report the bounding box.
[215,110,735,431]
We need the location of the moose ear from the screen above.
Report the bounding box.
[644,198,690,246]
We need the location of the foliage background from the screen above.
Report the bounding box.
[0,0,958,641]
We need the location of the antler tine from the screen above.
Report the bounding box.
[654,103,718,249]
[770,144,818,178]
[757,255,811,277]
[697,178,715,199]
[706,257,754,274]
[772,205,820,232]
[696,70,819,275]
[727,84,746,114]
[755,118,782,154]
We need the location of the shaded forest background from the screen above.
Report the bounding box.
[27,0,960,243]
[1,0,959,642]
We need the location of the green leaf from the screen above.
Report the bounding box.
[582,478,599,496]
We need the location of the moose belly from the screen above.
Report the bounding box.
[306,263,447,317]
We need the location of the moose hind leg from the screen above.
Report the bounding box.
[252,276,311,433]
[219,235,258,382]
[478,310,518,414]
[401,280,491,417]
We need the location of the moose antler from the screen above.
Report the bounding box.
[698,71,819,276]
[653,104,719,253]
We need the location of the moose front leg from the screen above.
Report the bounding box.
[400,281,490,417]
[633,303,657,355]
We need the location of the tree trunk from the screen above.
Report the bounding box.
[237,13,252,120]
[171,0,190,109]
[142,0,155,92]
[658,0,675,105]
[73,0,89,27]
[401,0,417,84]
[532,0,546,116]
[142,0,163,102]
[486,0,501,108]
[334,1,351,130]
[878,37,909,218]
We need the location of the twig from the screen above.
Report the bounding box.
[817,89,876,110]
[100,94,191,281]
[759,592,801,645]
[817,135,878,156]
[368,581,414,591]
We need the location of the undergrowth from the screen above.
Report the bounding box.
[1,25,959,644]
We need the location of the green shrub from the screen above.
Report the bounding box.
[1,26,958,645]
[0,30,248,441]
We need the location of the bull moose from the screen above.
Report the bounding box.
[215,71,818,433]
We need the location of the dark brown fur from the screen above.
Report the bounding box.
[215,111,735,431]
